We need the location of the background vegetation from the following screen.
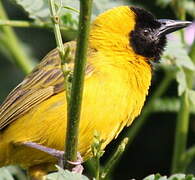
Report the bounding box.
[0,0,195,179]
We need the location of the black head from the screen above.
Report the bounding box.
[129,7,191,61]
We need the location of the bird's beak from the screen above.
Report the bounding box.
[156,19,192,37]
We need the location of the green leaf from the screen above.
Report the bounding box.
[188,89,195,107]
[143,174,167,180]
[12,0,128,22]
[0,167,15,180]
[168,174,186,180]
[46,166,89,180]
[161,34,195,71]
[176,69,187,96]
[12,0,79,30]
[186,175,195,180]
[12,0,50,20]
[161,34,195,96]
[6,166,27,180]
[143,174,155,180]
[155,174,167,180]
[153,98,180,113]
[143,174,195,180]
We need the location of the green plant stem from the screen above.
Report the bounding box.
[100,138,129,179]
[171,1,195,173]
[178,43,195,171]
[64,0,93,169]
[0,1,34,74]
[181,145,195,171]
[125,71,174,146]
[171,90,190,173]
[85,160,97,178]
[95,156,100,180]
[49,0,74,99]
[189,43,195,62]
[0,19,76,31]
[49,0,65,60]
[0,19,50,28]
[90,132,105,180]
[49,0,73,168]
[63,6,79,13]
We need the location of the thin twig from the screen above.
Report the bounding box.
[63,6,79,13]
[180,145,195,171]
[171,91,190,173]
[0,19,76,32]
[100,138,129,179]
[91,132,105,180]
[49,0,66,59]
[48,0,72,99]
[48,0,74,167]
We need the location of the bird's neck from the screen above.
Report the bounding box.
[89,29,149,65]
[89,20,148,64]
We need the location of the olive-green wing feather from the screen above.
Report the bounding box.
[0,41,76,130]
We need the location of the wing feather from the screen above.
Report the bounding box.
[0,88,54,129]
[0,41,77,130]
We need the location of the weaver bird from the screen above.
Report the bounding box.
[0,6,191,179]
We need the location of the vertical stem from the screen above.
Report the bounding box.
[48,0,70,99]
[100,138,129,179]
[48,0,65,60]
[0,1,34,74]
[95,156,100,180]
[172,45,195,172]
[171,91,190,173]
[171,0,194,173]
[173,43,195,171]
[189,43,195,63]
[64,0,93,168]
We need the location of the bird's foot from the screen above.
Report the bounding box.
[67,152,84,173]
[23,142,83,173]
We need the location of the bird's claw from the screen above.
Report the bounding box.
[22,142,84,173]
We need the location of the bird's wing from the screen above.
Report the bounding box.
[0,41,91,130]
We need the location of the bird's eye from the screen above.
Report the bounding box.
[143,29,149,36]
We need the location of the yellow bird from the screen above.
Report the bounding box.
[0,6,191,179]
